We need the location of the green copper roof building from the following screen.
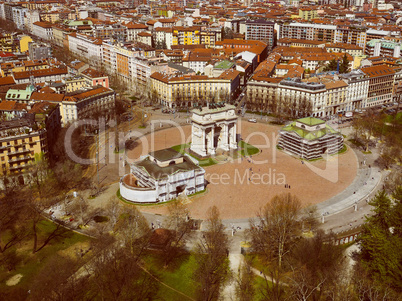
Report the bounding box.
[278,117,343,160]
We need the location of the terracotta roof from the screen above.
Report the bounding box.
[28,101,57,114]
[324,80,348,89]
[13,67,68,80]
[361,65,395,78]
[0,100,17,111]
[30,91,64,103]
[138,32,152,37]
[0,76,16,86]
[33,21,53,28]
[81,68,107,78]
[124,22,148,29]
[217,69,240,80]
[38,86,56,93]
[63,86,113,102]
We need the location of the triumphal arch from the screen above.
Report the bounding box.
[190,103,238,157]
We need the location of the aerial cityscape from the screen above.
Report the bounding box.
[0,0,401,299]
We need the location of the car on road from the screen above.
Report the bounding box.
[248,118,257,123]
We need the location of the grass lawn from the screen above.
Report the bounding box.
[143,251,197,300]
[171,144,218,167]
[0,219,91,297]
[238,141,260,157]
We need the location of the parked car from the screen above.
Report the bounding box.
[248,118,257,123]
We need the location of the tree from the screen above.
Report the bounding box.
[235,259,256,301]
[301,205,319,233]
[163,199,194,266]
[0,192,30,254]
[323,59,338,72]
[339,53,350,74]
[68,196,102,228]
[194,206,230,301]
[30,203,69,254]
[29,254,82,300]
[85,247,159,300]
[356,189,402,293]
[114,206,151,259]
[287,230,346,301]
[248,193,302,269]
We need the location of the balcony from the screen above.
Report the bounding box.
[8,156,31,163]
[8,148,31,155]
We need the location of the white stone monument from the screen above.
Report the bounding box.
[190,104,238,157]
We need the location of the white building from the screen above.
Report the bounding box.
[120,148,205,203]
[277,79,328,118]
[68,33,103,67]
[32,21,54,41]
[154,27,174,49]
[190,104,238,157]
[24,10,40,34]
[12,6,27,30]
[339,70,369,111]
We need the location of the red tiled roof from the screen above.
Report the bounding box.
[0,76,16,86]
[13,67,68,80]
[30,91,65,103]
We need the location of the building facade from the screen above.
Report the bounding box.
[278,117,344,160]
[120,148,205,203]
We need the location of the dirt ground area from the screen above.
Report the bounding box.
[121,121,358,220]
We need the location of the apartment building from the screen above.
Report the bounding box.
[24,10,41,34]
[277,79,327,118]
[150,69,240,107]
[335,25,367,49]
[300,52,353,72]
[154,27,174,49]
[28,42,52,60]
[339,70,369,111]
[12,67,68,84]
[30,86,115,125]
[32,21,54,41]
[280,23,337,43]
[299,8,318,20]
[245,19,275,50]
[103,42,166,88]
[11,5,27,30]
[361,65,395,107]
[365,39,401,58]
[123,22,148,42]
[6,85,35,103]
[324,80,348,116]
[200,27,222,48]
[325,43,364,57]
[52,24,75,48]
[63,76,88,93]
[0,115,45,180]
[172,26,201,46]
[67,33,103,67]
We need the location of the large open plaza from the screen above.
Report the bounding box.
[125,121,358,219]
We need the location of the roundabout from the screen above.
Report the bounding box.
[125,121,358,220]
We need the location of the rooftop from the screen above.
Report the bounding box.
[150,148,182,162]
[297,117,325,126]
[135,155,201,180]
[191,103,235,116]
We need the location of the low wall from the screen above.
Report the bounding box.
[120,178,158,203]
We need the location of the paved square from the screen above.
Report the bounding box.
[126,121,357,219]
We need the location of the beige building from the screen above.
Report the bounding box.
[0,118,46,180]
[150,69,240,108]
[299,8,318,21]
[63,76,88,93]
[324,80,348,116]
